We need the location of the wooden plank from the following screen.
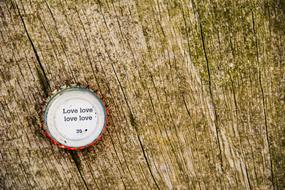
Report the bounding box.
[0,0,284,189]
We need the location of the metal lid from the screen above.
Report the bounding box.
[43,86,107,150]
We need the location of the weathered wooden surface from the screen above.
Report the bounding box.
[0,0,284,189]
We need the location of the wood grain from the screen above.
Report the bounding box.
[0,0,284,189]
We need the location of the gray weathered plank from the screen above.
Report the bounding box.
[0,0,284,189]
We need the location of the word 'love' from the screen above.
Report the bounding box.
[63,107,93,114]
[64,115,93,122]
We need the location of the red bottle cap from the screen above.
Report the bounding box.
[42,85,107,150]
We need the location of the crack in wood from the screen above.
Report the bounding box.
[15,1,50,97]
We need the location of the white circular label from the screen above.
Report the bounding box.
[44,87,106,148]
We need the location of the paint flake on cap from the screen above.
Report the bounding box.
[42,85,107,150]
